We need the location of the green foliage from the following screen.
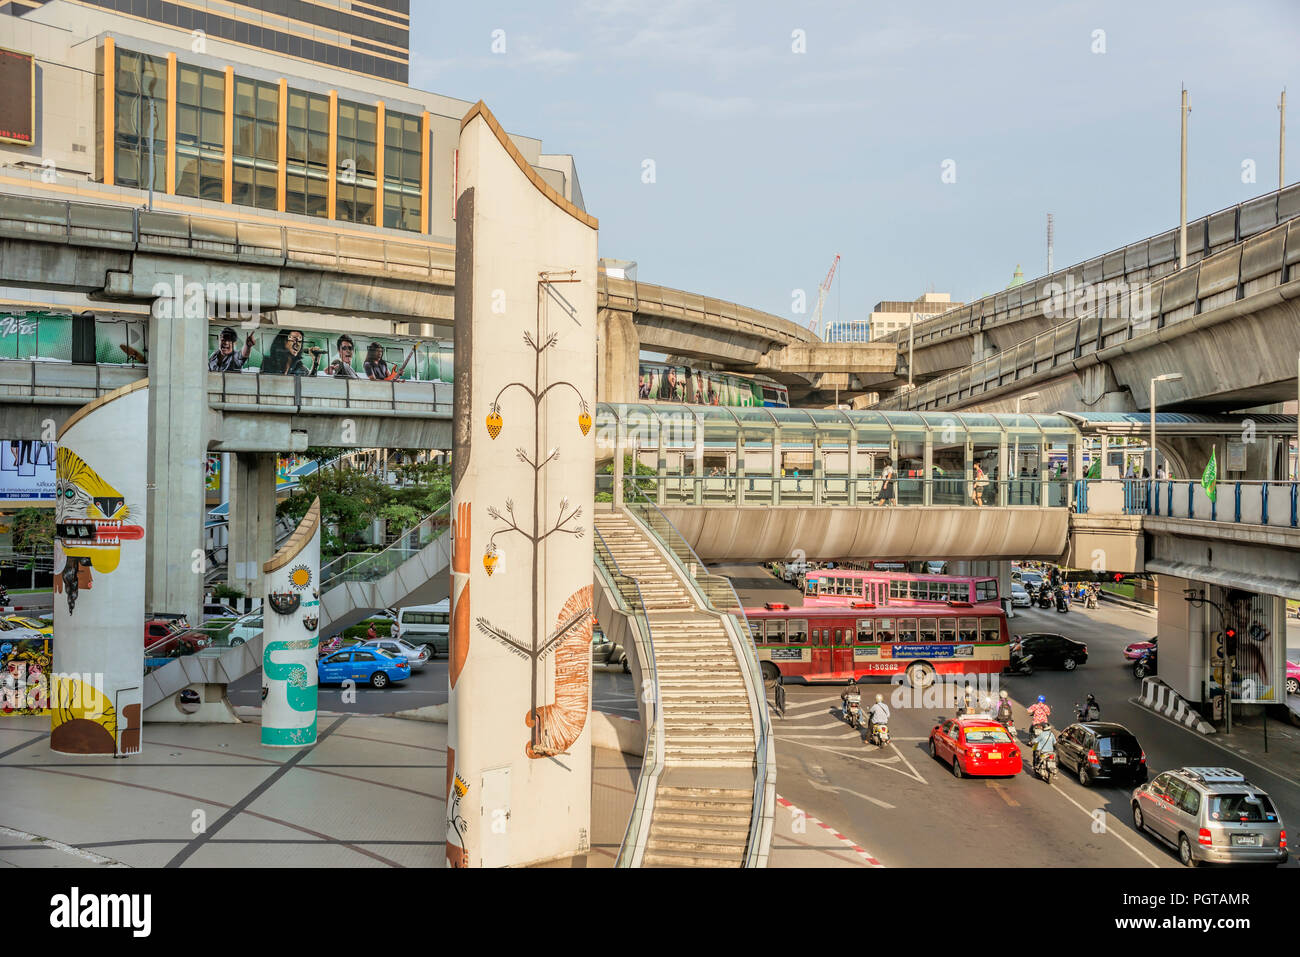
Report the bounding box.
[342,618,393,639]
[212,582,244,600]
[11,508,54,556]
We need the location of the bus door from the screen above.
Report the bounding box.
[808,624,833,680]
[830,626,854,679]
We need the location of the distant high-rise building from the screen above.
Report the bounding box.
[5,0,410,83]
[824,292,962,342]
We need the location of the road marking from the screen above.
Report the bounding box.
[775,796,883,866]
[780,737,926,782]
[808,779,896,810]
[777,720,860,732]
[1045,779,1161,867]
[984,779,1020,807]
[1130,696,1300,791]
[0,825,128,866]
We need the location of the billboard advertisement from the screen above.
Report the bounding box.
[0,441,56,501]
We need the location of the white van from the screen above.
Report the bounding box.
[394,600,450,657]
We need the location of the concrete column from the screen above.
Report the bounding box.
[146,290,209,625]
[847,431,858,507]
[228,451,278,598]
[261,498,320,748]
[998,432,1008,507]
[693,424,704,506]
[596,308,639,404]
[735,432,745,506]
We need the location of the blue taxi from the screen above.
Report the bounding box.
[317,647,410,688]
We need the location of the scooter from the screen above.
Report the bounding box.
[1055,590,1070,613]
[1034,747,1058,783]
[1133,648,1157,679]
[1003,650,1034,676]
[1037,589,1053,610]
[869,722,890,747]
[1075,698,1101,722]
[842,691,862,729]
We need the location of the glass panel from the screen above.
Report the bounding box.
[788,620,808,644]
[958,618,978,642]
[980,619,1000,642]
[918,618,937,643]
[897,618,917,643]
[876,618,895,643]
[855,619,873,643]
[938,618,957,643]
[766,620,786,643]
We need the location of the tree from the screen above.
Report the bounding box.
[11,508,54,557]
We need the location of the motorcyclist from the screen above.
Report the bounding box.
[1032,724,1058,776]
[866,693,891,742]
[995,689,1014,726]
[1027,695,1051,735]
[841,684,862,723]
[1078,693,1101,721]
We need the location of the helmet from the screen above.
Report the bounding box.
[999,690,1009,699]
[875,694,884,703]
[1036,695,1046,703]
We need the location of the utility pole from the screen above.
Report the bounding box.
[1179,86,1190,269]
[1281,89,1287,190]
[1046,213,1054,274]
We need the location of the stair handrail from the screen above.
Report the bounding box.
[593,521,664,868]
[320,501,452,591]
[621,483,776,868]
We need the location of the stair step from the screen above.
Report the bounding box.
[656,796,753,812]
[650,821,751,841]
[647,834,749,854]
[651,807,752,827]
[643,850,742,868]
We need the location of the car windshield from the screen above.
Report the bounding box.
[1209,793,1277,822]
[964,728,1012,744]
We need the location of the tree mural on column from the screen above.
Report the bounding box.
[474,271,595,758]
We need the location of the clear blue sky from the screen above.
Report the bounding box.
[411,0,1299,328]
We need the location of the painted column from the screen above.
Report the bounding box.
[260,498,320,748]
[448,101,598,868]
[50,380,148,757]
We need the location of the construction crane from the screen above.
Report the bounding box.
[808,254,841,339]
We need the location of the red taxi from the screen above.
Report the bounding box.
[929,715,1022,778]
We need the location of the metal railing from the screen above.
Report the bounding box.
[320,502,452,592]
[1074,478,1300,528]
[594,524,663,869]
[622,482,775,868]
[880,212,1300,411]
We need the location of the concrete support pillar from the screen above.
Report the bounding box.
[596,308,639,404]
[735,432,745,506]
[847,431,858,507]
[998,432,1008,506]
[228,451,278,597]
[146,295,209,624]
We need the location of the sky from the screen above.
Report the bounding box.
[410,0,1300,332]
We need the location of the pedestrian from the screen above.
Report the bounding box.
[971,463,988,506]
[367,622,379,642]
[878,462,895,506]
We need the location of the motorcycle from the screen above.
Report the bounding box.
[1037,589,1053,609]
[1034,748,1058,783]
[1055,590,1070,613]
[1075,699,1101,722]
[842,691,862,729]
[1003,649,1034,676]
[1133,648,1158,679]
[994,704,1016,736]
[1085,590,1099,609]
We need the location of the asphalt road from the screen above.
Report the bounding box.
[768,600,1300,869]
[227,656,637,716]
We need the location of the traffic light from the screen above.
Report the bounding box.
[1224,627,1238,657]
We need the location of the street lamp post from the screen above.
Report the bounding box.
[1149,374,1183,482]
[1012,392,1040,502]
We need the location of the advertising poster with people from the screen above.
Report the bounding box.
[636,361,771,407]
[1,440,56,501]
[0,312,148,365]
[206,326,453,383]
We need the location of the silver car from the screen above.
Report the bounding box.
[357,637,431,671]
[1131,767,1288,867]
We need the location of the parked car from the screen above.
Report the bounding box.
[144,618,212,657]
[1010,583,1032,608]
[591,627,629,673]
[317,648,410,688]
[0,618,44,640]
[202,602,241,621]
[4,615,52,635]
[357,637,431,671]
[1012,633,1088,670]
[1055,722,1147,787]
[226,614,264,647]
[393,601,449,657]
[928,715,1022,778]
[1125,636,1157,661]
[1286,659,1299,697]
[1131,767,1288,867]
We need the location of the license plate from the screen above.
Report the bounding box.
[1232,834,1261,847]
[989,751,1002,760]
[1112,756,1127,764]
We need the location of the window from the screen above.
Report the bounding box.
[354,652,375,662]
[1209,793,1276,822]
[833,628,844,644]
[113,49,168,192]
[918,618,937,643]
[980,619,1001,643]
[285,88,330,217]
[175,64,225,201]
[766,620,786,644]
[958,618,978,643]
[855,619,873,643]
[383,109,423,231]
[749,621,763,645]
[232,76,279,210]
[976,579,998,603]
[876,618,895,643]
[811,628,822,644]
[326,652,351,663]
[335,99,378,224]
[897,618,917,643]
[938,618,957,643]
[788,619,809,644]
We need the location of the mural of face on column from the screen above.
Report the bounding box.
[54,446,144,614]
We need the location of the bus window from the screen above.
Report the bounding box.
[975,579,998,603]
[918,618,937,643]
[877,618,895,643]
[833,628,844,644]
[855,619,874,643]
[789,619,809,644]
[750,621,763,645]
[980,619,1001,643]
[811,628,822,644]
[938,618,957,643]
[897,618,917,643]
[958,618,978,643]
[767,620,787,643]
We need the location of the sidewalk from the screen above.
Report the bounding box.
[1198,707,1300,790]
[0,707,869,868]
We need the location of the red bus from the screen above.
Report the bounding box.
[802,569,1000,607]
[748,601,1010,687]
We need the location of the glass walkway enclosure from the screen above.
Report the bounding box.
[595,404,1080,508]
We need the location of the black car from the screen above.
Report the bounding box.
[1013,633,1088,670]
[1055,722,1147,786]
